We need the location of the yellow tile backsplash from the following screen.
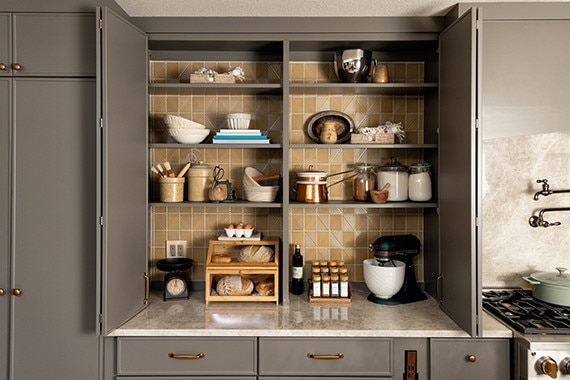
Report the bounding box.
[149,60,426,284]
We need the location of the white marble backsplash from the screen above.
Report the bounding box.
[482,131,570,287]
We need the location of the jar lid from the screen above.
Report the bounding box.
[409,162,431,174]
[354,164,375,172]
[378,157,408,172]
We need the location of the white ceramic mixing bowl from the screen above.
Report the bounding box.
[363,258,405,299]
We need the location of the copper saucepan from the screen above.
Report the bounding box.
[293,167,356,203]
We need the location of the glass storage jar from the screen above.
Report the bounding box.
[353,164,376,201]
[408,163,432,201]
[377,157,408,201]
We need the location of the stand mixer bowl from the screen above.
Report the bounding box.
[334,49,373,83]
[363,258,405,299]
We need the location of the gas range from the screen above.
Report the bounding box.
[483,289,570,379]
[482,289,570,335]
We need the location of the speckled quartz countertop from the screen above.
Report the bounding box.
[110,288,512,338]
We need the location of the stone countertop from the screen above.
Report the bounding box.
[110,288,512,338]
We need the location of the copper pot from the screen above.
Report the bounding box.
[293,169,356,203]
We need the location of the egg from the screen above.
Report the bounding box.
[244,224,253,229]
[227,223,234,228]
[236,224,243,229]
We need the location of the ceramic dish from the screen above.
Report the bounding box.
[306,111,354,144]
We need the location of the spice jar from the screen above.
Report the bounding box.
[353,164,376,201]
[376,157,408,201]
[408,163,432,201]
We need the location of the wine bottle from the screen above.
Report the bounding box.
[291,244,304,295]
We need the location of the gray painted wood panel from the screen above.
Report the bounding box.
[438,8,481,337]
[97,7,148,335]
[0,78,10,380]
[12,77,98,379]
[0,14,10,77]
[12,13,95,77]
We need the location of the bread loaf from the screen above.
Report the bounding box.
[212,254,231,263]
[238,245,274,263]
[216,275,254,296]
[255,279,274,296]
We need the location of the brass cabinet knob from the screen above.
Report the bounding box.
[467,355,476,363]
[12,288,22,296]
[0,63,7,71]
[561,357,570,374]
[12,63,22,71]
[0,288,5,295]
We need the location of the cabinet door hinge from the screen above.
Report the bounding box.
[100,118,104,128]
[98,314,103,324]
[476,19,482,30]
[436,127,440,135]
[99,19,103,29]
[100,216,104,226]
[475,119,480,129]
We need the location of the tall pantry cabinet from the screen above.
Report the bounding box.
[0,12,99,380]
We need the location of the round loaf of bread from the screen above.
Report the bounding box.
[238,245,274,263]
[211,254,231,263]
[255,279,274,296]
[216,275,254,296]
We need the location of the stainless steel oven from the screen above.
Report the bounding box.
[483,289,570,379]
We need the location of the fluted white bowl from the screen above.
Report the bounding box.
[363,258,405,299]
[163,114,206,129]
[167,128,210,144]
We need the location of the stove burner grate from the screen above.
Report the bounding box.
[482,289,570,335]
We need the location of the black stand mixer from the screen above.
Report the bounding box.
[368,234,427,305]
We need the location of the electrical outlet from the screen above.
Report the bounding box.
[166,240,186,258]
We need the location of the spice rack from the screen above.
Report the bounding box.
[205,238,280,304]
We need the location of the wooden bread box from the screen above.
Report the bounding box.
[205,238,280,304]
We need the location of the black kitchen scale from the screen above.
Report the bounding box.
[156,258,193,301]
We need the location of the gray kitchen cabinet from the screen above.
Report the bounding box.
[0,78,10,380]
[116,337,257,376]
[430,338,510,379]
[0,10,100,380]
[0,12,95,77]
[95,7,148,335]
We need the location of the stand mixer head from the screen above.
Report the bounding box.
[367,234,427,304]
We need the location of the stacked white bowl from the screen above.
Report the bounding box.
[243,167,279,202]
[163,114,210,144]
[225,113,252,129]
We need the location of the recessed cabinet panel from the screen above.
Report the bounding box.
[13,13,95,76]
[0,14,10,76]
[259,338,392,377]
[117,337,257,375]
[0,78,9,380]
[430,339,510,380]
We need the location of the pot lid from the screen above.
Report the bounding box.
[378,157,408,172]
[296,171,327,177]
[530,267,570,287]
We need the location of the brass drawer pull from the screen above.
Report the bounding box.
[0,63,7,71]
[168,352,206,360]
[307,352,345,360]
[12,63,22,71]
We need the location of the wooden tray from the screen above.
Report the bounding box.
[308,281,352,303]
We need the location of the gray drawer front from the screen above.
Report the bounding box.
[259,338,392,376]
[117,337,257,375]
[430,339,510,380]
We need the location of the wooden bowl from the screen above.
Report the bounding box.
[370,190,389,204]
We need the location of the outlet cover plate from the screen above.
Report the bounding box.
[166,240,187,258]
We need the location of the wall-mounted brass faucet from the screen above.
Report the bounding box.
[530,179,570,227]
[533,179,570,200]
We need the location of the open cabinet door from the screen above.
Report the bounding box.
[96,7,148,335]
[438,8,482,337]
